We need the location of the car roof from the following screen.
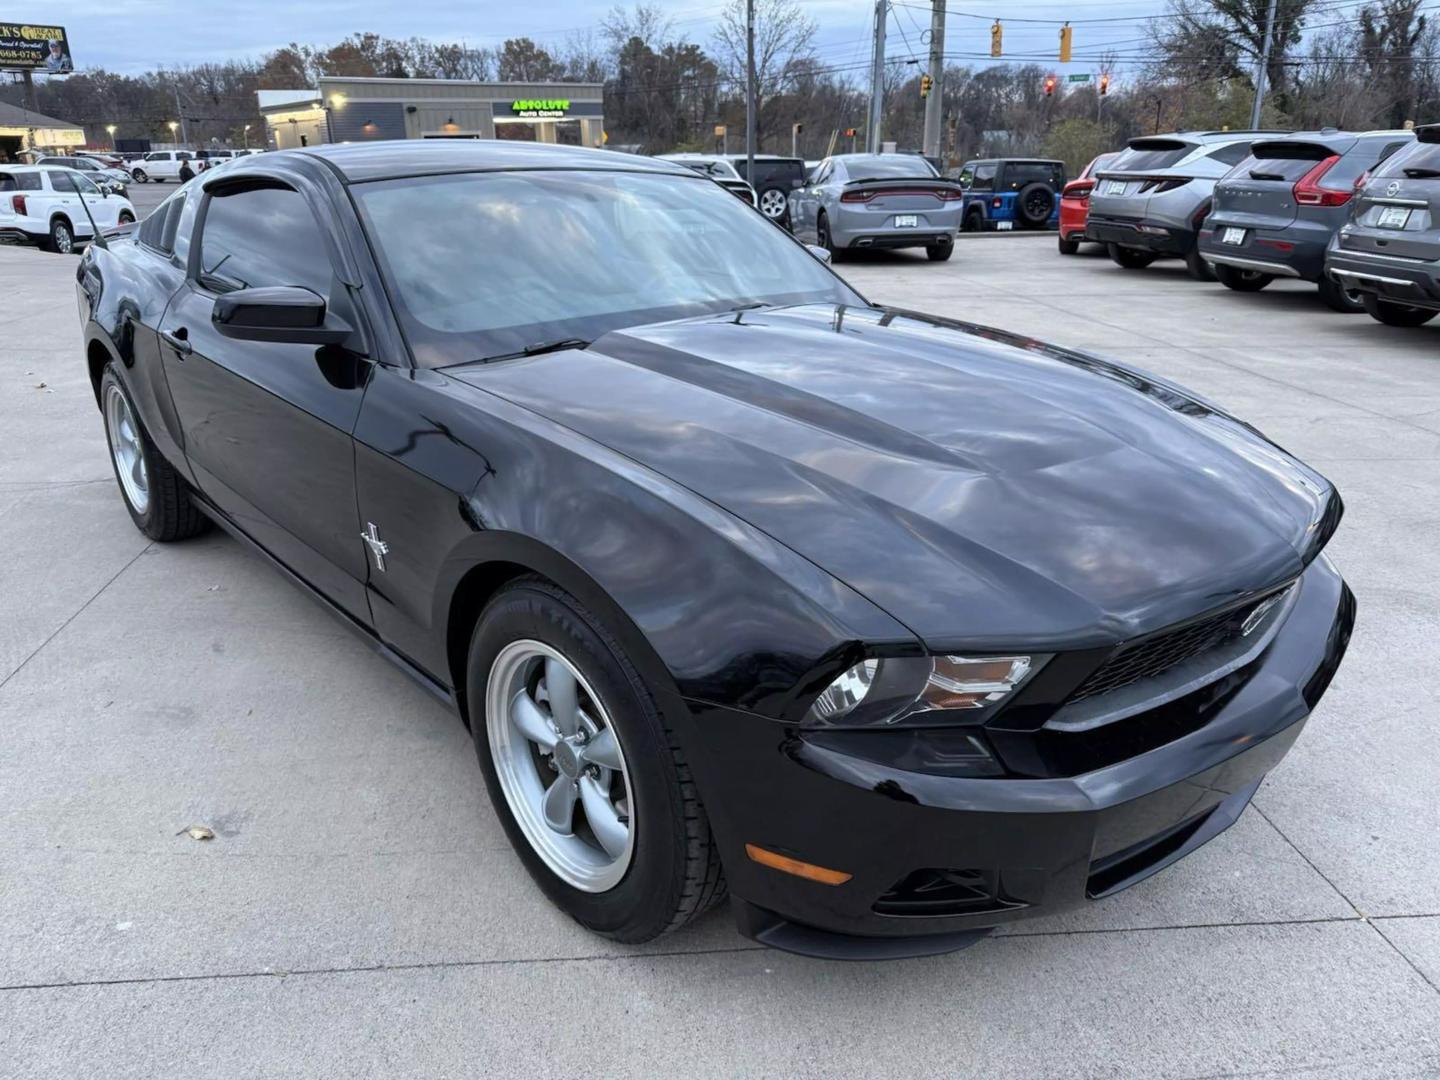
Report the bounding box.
[297,140,691,182]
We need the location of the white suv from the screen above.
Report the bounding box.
[130,150,194,183]
[0,165,137,253]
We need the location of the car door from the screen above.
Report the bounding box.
[40,168,86,228]
[795,159,828,240]
[158,178,374,623]
[68,171,121,229]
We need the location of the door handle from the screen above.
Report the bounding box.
[161,327,191,356]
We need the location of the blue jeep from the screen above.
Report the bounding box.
[950,158,1066,231]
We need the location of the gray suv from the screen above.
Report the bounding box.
[1200,130,1413,311]
[1327,124,1440,327]
[1087,131,1277,279]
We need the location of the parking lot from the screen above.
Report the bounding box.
[2,230,1439,1078]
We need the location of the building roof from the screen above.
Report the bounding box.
[289,139,688,183]
[0,100,83,132]
[256,89,322,112]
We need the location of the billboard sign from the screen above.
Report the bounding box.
[0,22,72,72]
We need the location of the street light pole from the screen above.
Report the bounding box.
[1249,0,1279,129]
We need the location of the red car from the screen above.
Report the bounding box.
[1058,151,1119,255]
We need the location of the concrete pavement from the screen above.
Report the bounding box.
[2,235,1438,1078]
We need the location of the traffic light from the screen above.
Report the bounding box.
[1099,72,1110,96]
[1044,74,1057,97]
[843,127,857,137]
[990,20,1002,58]
[1059,23,1072,63]
[920,73,933,98]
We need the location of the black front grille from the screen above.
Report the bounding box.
[1068,590,1281,705]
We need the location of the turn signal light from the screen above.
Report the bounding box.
[745,844,852,885]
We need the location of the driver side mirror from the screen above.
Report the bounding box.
[212,285,351,345]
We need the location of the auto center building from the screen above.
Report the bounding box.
[259,77,605,150]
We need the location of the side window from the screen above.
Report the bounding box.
[144,152,166,162]
[196,185,334,295]
[1207,142,1252,166]
[171,189,200,264]
[972,163,997,187]
[2,171,41,191]
[161,193,188,252]
[137,202,170,250]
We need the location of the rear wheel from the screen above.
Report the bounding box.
[130,168,147,183]
[962,206,985,232]
[1213,263,1273,292]
[45,218,75,255]
[926,241,953,262]
[99,364,209,541]
[118,211,135,226]
[1317,276,1366,313]
[1057,235,1080,256]
[1361,293,1439,327]
[1107,243,1156,269]
[816,211,846,262]
[469,579,725,942]
[1184,248,1216,282]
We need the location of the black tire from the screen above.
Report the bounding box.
[816,211,846,262]
[45,217,75,254]
[926,242,953,262]
[1057,235,1080,255]
[1184,248,1216,282]
[1361,293,1439,327]
[130,168,147,183]
[962,206,985,232]
[468,578,726,943]
[1317,276,1367,313]
[99,364,210,541]
[1015,182,1054,229]
[1213,263,1274,292]
[1107,242,1156,269]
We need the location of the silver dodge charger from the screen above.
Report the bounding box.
[788,153,963,262]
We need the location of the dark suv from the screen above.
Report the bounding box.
[726,154,807,226]
[1200,130,1413,310]
[952,159,1066,231]
[1327,123,1440,327]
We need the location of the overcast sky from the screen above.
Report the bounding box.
[47,0,1164,79]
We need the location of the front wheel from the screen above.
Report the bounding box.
[1213,263,1273,292]
[469,579,726,942]
[1362,293,1438,327]
[1317,276,1366,313]
[1107,243,1156,269]
[99,364,210,541]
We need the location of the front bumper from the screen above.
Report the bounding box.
[1326,243,1440,310]
[1087,215,1196,255]
[684,557,1353,958]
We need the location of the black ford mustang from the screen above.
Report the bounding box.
[75,141,1353,960]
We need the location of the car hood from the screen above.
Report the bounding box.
[449,304,1339,651]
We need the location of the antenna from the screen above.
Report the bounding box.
[60,171,109,251]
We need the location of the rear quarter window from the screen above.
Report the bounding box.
[0,172,42,191]
[1000,162,1064,189]
[1205,142,1253,167]
[1111,141,1194,172]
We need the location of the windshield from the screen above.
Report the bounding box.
[841,154,937,180]
[1109,140,1194,173]
[355,169,860,367]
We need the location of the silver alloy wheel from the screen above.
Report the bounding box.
[486,639,635,892]
[53,222,73,254]
[104,383,149,514]
[759,188,788,219]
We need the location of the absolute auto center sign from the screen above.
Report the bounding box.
[0,21,72,72]
[511,98,570,119]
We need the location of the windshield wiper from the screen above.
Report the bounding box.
[477,338,590,364]
[1402,166,1440,178]
[729,302,771,312]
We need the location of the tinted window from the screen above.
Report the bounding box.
[145,152,169,161]
[45,169,97,194]
[969,162,997,187]
[1000,162,1064,189]
[1111,140,1194,172]
[1375,138,1440,178]
[839,154,937,179]
[354,170,859,367]
[0,171,41,191]
[1231,142,1332,183]
[197,185,334,295]
[1080,153,1117,179]
[138,201,170,250]
[1206,142,1253,166]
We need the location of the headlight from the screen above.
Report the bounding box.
[804,654,1045,728]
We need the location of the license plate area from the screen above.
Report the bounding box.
[1103,179,1127,195]
[996,220,1013,231]
[1222,226,1246,245]
[1378,205,1412,229]
[894,214,918,228]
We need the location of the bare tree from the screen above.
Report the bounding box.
[711,0,817,148]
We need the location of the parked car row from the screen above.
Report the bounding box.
[129,147,261,183]
[0,163,137,253]
[1062,126,1440,329]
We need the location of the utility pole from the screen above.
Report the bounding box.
[868,0,887,154]
[173,82,190,146]
[922,0,946,161]
[1249,0,1279,129]
[745,0,757,182]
